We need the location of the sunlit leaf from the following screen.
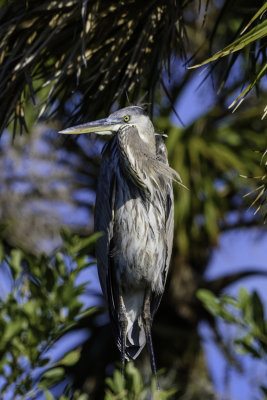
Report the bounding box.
[44,390,56,400]
[9,248,23,277]
[56,349,81,367]
[251,291,265,333]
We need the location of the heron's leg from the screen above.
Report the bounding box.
[143,288,159,390]
[119,291,128,374]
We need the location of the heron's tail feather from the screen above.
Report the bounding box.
[117,319,146,360]
[125,320,146,360]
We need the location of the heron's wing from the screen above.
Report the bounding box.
[94,137,122,342]
[150,136,174,318]
[94,136,117,300]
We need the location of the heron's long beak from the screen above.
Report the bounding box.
[59,117,122,135]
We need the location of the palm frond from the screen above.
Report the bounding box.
[189,19,267,67]
[229,63,267,112]
[189,4,267,116]
[0,0,188,136]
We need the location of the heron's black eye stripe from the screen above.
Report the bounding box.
[124,115,130,122]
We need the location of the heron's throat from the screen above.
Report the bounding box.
[117,125,181,198]
[117,125,156,193]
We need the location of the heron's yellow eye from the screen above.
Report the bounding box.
[123,115,130,122]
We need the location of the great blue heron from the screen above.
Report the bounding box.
[59,106,181,385]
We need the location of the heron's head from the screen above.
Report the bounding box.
[59,106,155,141]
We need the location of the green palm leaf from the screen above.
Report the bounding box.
[189,19,267,68]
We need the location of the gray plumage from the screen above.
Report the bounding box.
[59,106,181,382]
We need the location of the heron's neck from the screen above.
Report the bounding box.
[117,125,156,193]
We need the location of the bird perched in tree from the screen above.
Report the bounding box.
[59,106,182,386]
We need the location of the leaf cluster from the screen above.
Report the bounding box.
[44,390,88,400]
[105,363,176,400]
[197,287,267,396]
[0,229,98,399]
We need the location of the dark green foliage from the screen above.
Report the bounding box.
[189,2,267,218]
[197,288,267,396]
[105,363,176,400]
[0,229,98,399]
[190,3,267,114]
[157,108,266,255]
[0,0,188,135]
[0,1,265,136]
